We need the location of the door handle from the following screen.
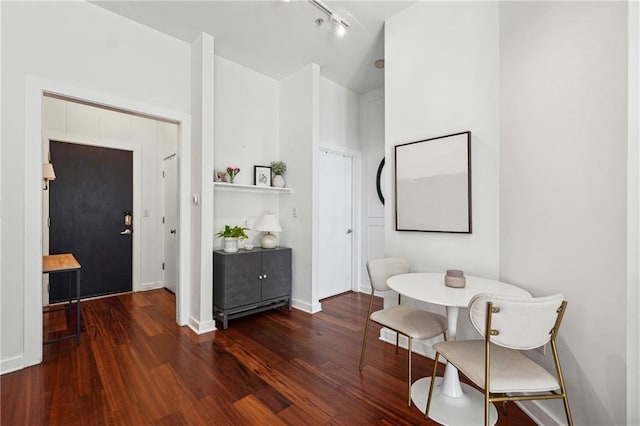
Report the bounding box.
[346,229,352,234]
[120,229,132,235]
[170,229,176,234]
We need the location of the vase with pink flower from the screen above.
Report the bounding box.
[226,167,240,183]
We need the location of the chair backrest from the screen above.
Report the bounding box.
[366,257,410,292]
[468,293,566,350]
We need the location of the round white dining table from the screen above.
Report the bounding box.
[386,272,531,426]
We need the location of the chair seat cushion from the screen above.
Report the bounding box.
[433,340,561,393]
[370,306,446,340]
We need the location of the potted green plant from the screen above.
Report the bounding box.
[216,225,250,253]
[270,161,287,188]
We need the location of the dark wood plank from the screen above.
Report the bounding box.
[1,290,536,425]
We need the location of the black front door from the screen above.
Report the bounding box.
[49,141,133,302]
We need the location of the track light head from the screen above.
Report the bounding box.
[310,0,350,37]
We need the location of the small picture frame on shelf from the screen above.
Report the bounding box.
[254,166,272,187]
[214,170,228,182]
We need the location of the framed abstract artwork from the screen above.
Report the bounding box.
[394,131,471,233]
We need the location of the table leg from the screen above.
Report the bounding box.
[76,269,81,346]
[440,306,464,397]
[67,273,72,309]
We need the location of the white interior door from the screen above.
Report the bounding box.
[162,154,178,293]
[319,150,353,299]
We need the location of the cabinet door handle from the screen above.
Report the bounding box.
[258,275,263,279]
[263,274,267,279]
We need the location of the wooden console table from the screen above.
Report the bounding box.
[43,254,82,345]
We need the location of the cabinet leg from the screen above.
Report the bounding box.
[223,315,228,330]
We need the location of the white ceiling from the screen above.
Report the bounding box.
[92,1,414,94]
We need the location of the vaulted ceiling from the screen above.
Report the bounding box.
[92,1,414,94]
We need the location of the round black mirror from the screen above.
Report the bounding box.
[376,158,385,205]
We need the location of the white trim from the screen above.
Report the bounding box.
[379,328,441,360]
[187,316,216,335]
[0,355,25,375]
[138,281,164,291]
[22,75,191,371]
[291,297,322,314]
[513,401,561,426]
[627,2,640,425]
[359,284,373,295]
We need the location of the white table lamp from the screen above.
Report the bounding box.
[255,214,282,248]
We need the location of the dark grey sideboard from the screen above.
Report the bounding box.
[213,247,292,329]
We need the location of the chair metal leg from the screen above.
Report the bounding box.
[359,292,377,372]
[549,338,573,426]
[425,352,440,419]
[551,340,573,426]
[407,337,412,406]
[359,317,371,371]
[485,390,490,426]
[562,395,573,426]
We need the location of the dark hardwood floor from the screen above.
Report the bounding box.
[1,290,535,425]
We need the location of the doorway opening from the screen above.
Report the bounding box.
[318,148,358,300]
[162,154,178,293]
[23,81,192,371]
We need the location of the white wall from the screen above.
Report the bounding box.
[42,96,178,292]
[499,3,628,425]
[279,64,320,313]
[385,2,500,278]
[386,1,632,424]
[1,1,191,373]
[213,56,281,248]
[319,76,359,152]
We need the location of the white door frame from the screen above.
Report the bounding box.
[314,144,362,306]
[24,76,192,369]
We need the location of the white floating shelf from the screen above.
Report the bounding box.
[213,182,293,194]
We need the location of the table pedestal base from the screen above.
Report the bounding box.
[411,377,498,426]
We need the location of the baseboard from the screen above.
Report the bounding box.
[292,298,322,314]
[187,316,216,335]
[513,399,563,426]
[137,281,164,292]
[359,284,372,294]
[1,354,26,375]
[379,328,443,361]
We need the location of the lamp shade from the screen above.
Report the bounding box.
[255,214,282,233]
[43,163,56,180]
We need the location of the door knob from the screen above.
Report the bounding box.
[346,229,352,234]
[170,229,176,234]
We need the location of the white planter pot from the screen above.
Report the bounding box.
[273,174,285,188]
[223,237,238,253]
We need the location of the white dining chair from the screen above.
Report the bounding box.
[425,293,573,425]
[359,257,447,406]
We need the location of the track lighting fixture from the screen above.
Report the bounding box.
[309,0,350,37]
